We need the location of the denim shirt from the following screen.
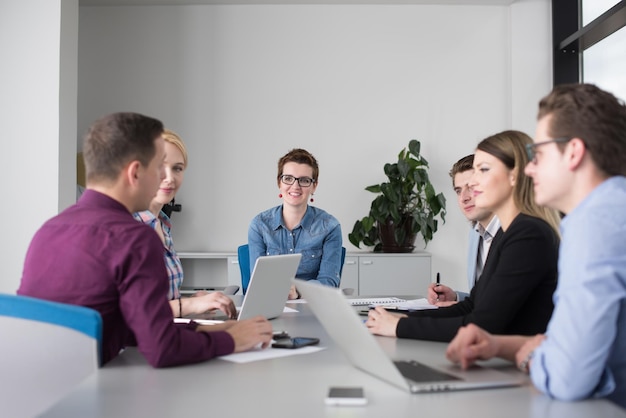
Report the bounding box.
[248,205,342,287]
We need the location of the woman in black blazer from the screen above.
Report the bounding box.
[366,130,561,342]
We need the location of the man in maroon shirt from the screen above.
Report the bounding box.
[19,112,272,367]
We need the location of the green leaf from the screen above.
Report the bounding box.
[349,138,447,251]
[408,139,421,157]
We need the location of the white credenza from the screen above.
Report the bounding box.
[178,251,431,296]
[177,252,240,293]
[341,252,431,296]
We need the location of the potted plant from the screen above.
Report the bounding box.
[348,139,446,252]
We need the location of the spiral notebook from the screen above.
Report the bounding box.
[348,297,406,306]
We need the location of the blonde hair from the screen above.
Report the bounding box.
[163,128,188,168]
[476,130,561,235]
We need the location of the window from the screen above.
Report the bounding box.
[552,0,626,101]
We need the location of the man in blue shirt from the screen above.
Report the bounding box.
[445,83,626,409]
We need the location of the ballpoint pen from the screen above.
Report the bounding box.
[435,272,441,301]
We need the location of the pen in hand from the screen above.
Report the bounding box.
[435,272,441,301]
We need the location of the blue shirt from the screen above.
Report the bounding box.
[531,176,626,408]
[248,205,342,287]
[133,210,183,300]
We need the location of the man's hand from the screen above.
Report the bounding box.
[446,324,499,369]
[225,316,273,352]
[515,334,545,373]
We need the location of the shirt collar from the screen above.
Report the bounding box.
[79,189,131,214]
[474,215,500,240]
[271,205,313,231]
[561,176,624,230]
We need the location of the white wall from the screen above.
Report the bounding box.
[76,2,551,294]
[0,1,549,295]
[1,0,78,293]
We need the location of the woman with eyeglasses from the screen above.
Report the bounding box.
[248,148,342,299]
[367,130,561,341]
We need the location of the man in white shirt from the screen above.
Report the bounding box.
[427,155,500,306]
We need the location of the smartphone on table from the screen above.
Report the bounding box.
[271,337,320,349]
[324,387,367,406]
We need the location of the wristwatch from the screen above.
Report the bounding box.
[517,350,534,373]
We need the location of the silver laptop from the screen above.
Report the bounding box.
[294,279,524,393]
[235,253,302,320]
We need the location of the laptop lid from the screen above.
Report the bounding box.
[237,254,302,321]
[294,279,523,393]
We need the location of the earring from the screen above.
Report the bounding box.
[279,193,283,198]
[310,194,314,203]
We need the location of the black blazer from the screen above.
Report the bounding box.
[396,213,559,342]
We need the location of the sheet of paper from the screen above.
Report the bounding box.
[219,346,325,364]
[232,305,299,313]
[174,318,224,325]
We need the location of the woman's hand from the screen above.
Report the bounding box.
[365,306,404,337]
[287,284,299,300]
[187,291,237,318]
[427,283,457,305]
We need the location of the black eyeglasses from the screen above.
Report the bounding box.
[525,137,572,163]
[280,174,316,187]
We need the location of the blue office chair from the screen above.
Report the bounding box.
[238,244,252,295]
[238,245,347,295]
[0,293,103,417]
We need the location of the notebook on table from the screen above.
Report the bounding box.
[200,254,302,321]
[348,297,406,306]
[294,279,524,393]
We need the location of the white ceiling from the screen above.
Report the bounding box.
[79,0,517,6]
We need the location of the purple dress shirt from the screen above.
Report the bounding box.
[18,190,234,367]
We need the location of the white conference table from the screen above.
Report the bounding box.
[42,297,626,418]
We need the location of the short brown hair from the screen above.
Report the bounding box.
[538,83,626,177]
[449,154,474,188]
[277,148,319,185]
[83,112,164,184]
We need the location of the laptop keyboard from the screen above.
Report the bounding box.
[394,360,461,383]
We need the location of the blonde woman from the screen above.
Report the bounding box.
[134,129,236,318]
[367,130,560,342]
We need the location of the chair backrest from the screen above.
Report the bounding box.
[0,293,102,417]
[238,244,252,295]
[239,245,347,295]
[339,246,355,295]
[339,246,346,277]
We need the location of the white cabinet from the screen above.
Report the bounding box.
[355,252,431,296]
[179,251,431,297]
[178,252,241,293]
[341,252,431,296]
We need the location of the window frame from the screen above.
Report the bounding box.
[552,0,626,85]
